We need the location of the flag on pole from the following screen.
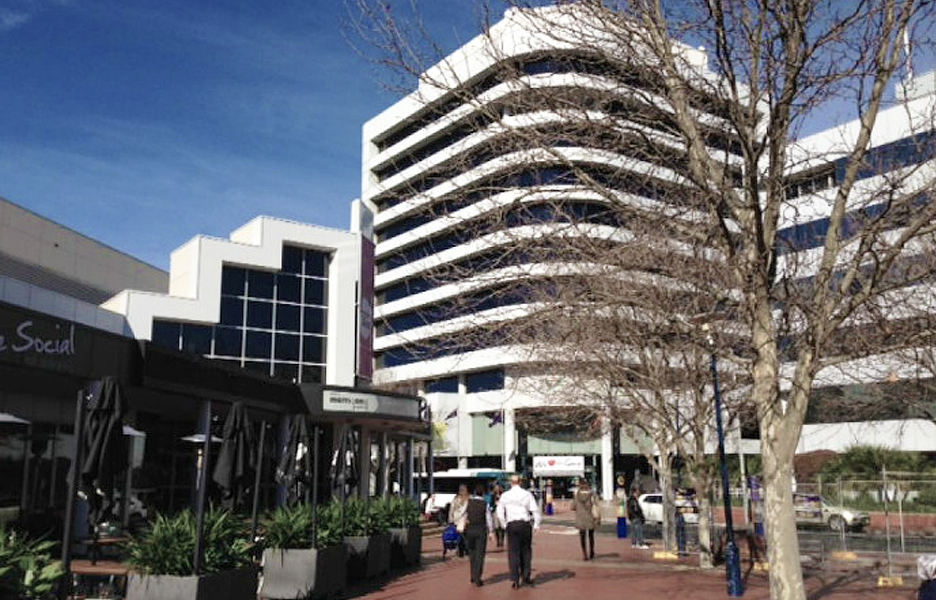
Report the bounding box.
[444,408,458,420]
[488,410,503,427]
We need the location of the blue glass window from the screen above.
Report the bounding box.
[275,333,300,361]
[276,304,301,331]
[246,301,273,329]
[221,267,246,296]
[181,324,212,355]
[276,274,301,303]
[214,327,242,357]
[302,336,325,363]
[426,377,458,393]
[303,307,326,334]
[281,246,303,274]
[247,271,275,299]
[245,331,271,359]
[220,296,244,326]
[304,279,326,306]
[151,320,180,350]
[465,369,505,393]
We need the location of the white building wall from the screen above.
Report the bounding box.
[102,216,364,387]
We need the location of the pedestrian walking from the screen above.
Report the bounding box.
[449,484,470,557]
[491,484,506,547]
[573,480,598,560]
[464,483,494,586]
[496,474,541,589]
[626,488,648,549]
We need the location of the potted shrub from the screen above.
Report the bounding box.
[257,502,346,600]
[387,496,422,567]
[343,498,391,581]
[124,507,256,600]
[0,523,64,600]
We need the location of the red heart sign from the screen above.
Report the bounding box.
[548,460,555,466]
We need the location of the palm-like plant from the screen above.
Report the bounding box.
[0,524,64,600]
[125,507,253,576]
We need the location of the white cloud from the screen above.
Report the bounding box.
[0,10,31,31]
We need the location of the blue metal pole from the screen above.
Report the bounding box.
[711,351,744,597]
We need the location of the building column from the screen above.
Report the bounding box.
[601,417,614,501]
[503,408,516,472]
[377,431,388,498]
[358,426,371,499]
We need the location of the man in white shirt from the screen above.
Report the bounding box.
[496,474,541,589]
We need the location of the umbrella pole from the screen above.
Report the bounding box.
[250,421,267,541]
[60,390,87,600]
[121,435,133,530]
[311,425,320,548]
[193,400,212,575]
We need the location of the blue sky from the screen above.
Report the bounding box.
[0,0,481,269]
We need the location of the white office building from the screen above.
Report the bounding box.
[363,5,741,499]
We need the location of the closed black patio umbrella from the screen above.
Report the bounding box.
[81,377,127,528]
[275,414,312,505]
[212,402,254,510]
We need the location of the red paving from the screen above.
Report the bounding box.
[344,515,921,600]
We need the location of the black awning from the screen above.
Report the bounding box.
[138,341,304,414]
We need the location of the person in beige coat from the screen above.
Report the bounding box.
[573,480,599,560]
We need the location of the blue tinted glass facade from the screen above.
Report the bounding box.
[151,245,330,383]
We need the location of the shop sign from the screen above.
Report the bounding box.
[322,389,420,419]
[533,455,585,477]
[0,319,76,356]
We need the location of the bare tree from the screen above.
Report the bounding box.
[352,2,936,598]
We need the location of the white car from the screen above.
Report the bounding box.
[637,493,699,524]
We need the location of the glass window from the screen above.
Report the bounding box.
[244,360,271,376]
[304,278,326,305]
[151,320,180,350]
[181,324,212,355]
[465,369,505,393]
[275,303,301,331]
[247,271,275,299]
[273,362,299,382]
[219,296,244,326]
[301,365,324,384]
[426,376,459,393]
[303,307,326,334]
[304,250,328,277]
[302,335,325,363]
[276,274,301,303]
[281,246,303,274]
[245,331,271,359]
[246,301,273,329]
[214,326,242,357]
[221,267,246,296]
[274,333,300,361]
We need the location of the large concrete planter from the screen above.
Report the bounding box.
[344,532,391,581]
[126,566,257,600]
[389,526,422,567]
[258,545,346,600]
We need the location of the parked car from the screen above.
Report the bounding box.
[637,492,699,524]
[793,493,869,532]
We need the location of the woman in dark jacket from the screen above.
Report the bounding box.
[464,483,493,586]
[573,480,598,560]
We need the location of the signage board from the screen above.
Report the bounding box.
[322,389,420,420]
[532,455,585,477]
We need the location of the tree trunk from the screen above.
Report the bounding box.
[659,465,676,551]
[696,497,714,568]
[761,439,805,600]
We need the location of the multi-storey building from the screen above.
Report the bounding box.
[778,71,936,455]
[363,5,742,499]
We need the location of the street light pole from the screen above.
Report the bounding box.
[705,325,744,597]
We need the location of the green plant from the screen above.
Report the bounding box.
[262,503,314,550]
[385,496,420,528]
[367,497,393,535]
[314,502,343,549]
[125,507,253,576]
[0,523,64,600]
[342,498,370,537]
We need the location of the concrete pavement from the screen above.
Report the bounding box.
[342,513,922,600]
